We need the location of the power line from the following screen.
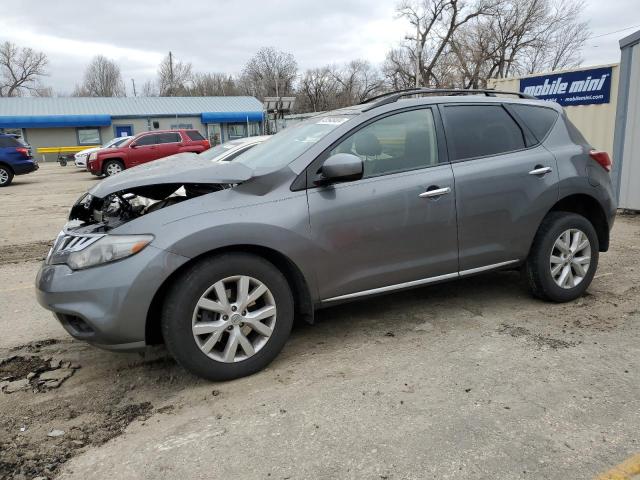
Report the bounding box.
[588,24,640,40]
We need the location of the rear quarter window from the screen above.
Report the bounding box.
[186,130,205,141]
[0,137,20,148]
[509,104,559,143]
[442,105,526,161]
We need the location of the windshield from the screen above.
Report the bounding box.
[199,140,248,161]
[236,114,355,170]
[105,137,129,148]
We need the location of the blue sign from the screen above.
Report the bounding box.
[519,66,612,106]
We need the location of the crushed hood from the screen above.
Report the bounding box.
[89,153,254,198]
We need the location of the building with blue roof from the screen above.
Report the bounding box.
[0,96,265,161]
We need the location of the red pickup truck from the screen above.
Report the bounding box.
[87,129,210,176]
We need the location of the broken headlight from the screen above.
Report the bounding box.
[50,234,154,270]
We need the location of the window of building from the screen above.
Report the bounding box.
[228,123,247,140]
[508,104,559,143]
[77,127,101,146]
[328,109,439,178]
[442,105,526,161]
[248,122,261,136]
[156,132,181,144]
[186,130,206,141]
[170,123,193,130]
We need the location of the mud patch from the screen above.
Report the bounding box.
[0,341,190,479]
[0,356,80,393]
[0,240,51,265]
[0,400,153,480]
[498,324,578,349]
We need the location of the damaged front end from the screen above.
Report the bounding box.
[47,158,255,270]
[69,183,229,231]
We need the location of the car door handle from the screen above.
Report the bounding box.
[419,186,451,198]
[528,166,552,176]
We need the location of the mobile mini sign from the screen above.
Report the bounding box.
[519,66,613,106]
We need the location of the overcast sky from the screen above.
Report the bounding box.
[0,0,638,95]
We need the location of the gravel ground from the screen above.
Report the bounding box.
[0,163,638,480]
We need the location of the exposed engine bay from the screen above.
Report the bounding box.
[69,183,229,231]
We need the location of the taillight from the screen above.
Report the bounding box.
[16,147,29,158]
[589,149,611,172]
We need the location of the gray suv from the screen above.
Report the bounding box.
[36,89,616,381]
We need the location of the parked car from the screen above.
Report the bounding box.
[87,129,210,176]
[74,136,133,169]
[37,89,616,382]
[6,133,33,156]
[199,135,270,162]
[0,133,38,187]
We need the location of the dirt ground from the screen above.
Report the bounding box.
[1,163,639,480]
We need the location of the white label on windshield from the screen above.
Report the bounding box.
[316,117,349,125]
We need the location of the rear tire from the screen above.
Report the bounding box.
[524,212,599,302]
[161,253,294,381]
[0,165,13,187]
[103,160,124,176]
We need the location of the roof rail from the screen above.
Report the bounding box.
[360,88,538,112]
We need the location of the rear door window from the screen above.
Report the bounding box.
[508,104,559,143]
[157,132,181,144]
[442,105,526,161]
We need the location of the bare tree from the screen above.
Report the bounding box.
[331,60,384,105]
[517,0,589,74]
[298,67,339,112]
[241,47,297,99]
[158,52,193,96]
[396,0,494,87]
[189,72,238,96]
[141,80,158,97]
[74,55,125,97]
[480,0,590,79]
[0,41,48,97]
[382,48,417,89]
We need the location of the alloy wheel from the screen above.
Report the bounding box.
[105,163,122,176]
[549,228,592,289]
[0,168,8,185]
[191,275,277,363]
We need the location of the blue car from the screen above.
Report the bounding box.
[0,133,38,187]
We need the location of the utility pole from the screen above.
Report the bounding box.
[131,78,137,97]
[274,74,280,133]
[415,22,422,88]
[168,51,174,96]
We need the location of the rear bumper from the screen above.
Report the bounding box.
[13,159,39,175]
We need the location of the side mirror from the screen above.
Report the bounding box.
[315,153,363,185]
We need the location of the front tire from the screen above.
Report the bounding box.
[161,253,294,381]
[0,165,14,187]
[525,212,599,302]
[103,160,124,176]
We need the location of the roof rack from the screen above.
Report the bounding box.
[360,88,537,112]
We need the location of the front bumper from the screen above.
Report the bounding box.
[74,156,87,168]
[35,244,189,350]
